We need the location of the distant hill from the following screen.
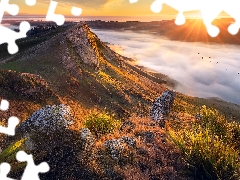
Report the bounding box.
[87,18,240,45]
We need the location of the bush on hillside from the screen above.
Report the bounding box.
[168,105,240,180]
[85,111,121,137]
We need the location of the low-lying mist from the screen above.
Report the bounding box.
[92,29,240,105]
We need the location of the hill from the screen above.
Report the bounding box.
[87,19,240,45]
[0,22,239,179]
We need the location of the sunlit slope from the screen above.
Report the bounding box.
[0,22,239,122]
[0,23,166,121]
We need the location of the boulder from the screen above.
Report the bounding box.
[13,105,99,180]
[150,90,175,126]
[104,136,136,160]
[15,104,74,153]
[104,139,124,160]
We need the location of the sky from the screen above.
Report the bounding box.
[92,29,240,105]
[9,0,228,19]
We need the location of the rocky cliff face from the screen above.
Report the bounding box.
[66,23,99,67]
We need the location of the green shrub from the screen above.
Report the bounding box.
[168,105,240,180]
[168,126,240,180]
[85,111,121,137]
[199,105,228,138]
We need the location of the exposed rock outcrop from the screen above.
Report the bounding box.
[150,90,175,126]
[12,105,100,180]
[104,136,136,161]
[66,23,99,66]
[80,128,95,150]
[15,104,74,151]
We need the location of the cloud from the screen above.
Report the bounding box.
[92,29,240,105]
[22,0,104,11]
[38,0,123,9]
[102,0,125,10]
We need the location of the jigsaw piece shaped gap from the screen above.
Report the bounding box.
[0,116,19,136]
[16,151,50,180]
[46,1,65,26]
[0,163,16,180]
[25,0,36,6]
[0,100,9,111]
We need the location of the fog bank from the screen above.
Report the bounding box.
[92,29,240,105]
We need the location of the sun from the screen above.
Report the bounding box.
[149,0,238,37]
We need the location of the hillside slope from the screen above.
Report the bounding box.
[0,22,169,124]
[1,22,239,122]
[0,22,240,180]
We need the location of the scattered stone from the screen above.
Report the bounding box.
[143,131,155,144]
[15,104,74,152]
[104,136,136,160]
[120,120,135,132]
[120,136,136,148]
[104,139,124,160]
[80,128,95,151]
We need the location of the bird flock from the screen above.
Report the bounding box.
[197,52,239,75]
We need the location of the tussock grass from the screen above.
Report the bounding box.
[85,110,122,137]
[168,105,240,180]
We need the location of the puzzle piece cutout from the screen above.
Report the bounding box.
[46,1,65,25]
[0,0,82,54]
[0,163,16,180]
[129,0,138,4]
[46,1,82,25]
[0,0,19,23]
[16,151,50,180]
[0,0,33,54]
[130,0,240,37]
[25,0,36,6]
[0,100,19,136]
[0,21,31,54]
[0,99,9,111]
[0,116,19,136]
